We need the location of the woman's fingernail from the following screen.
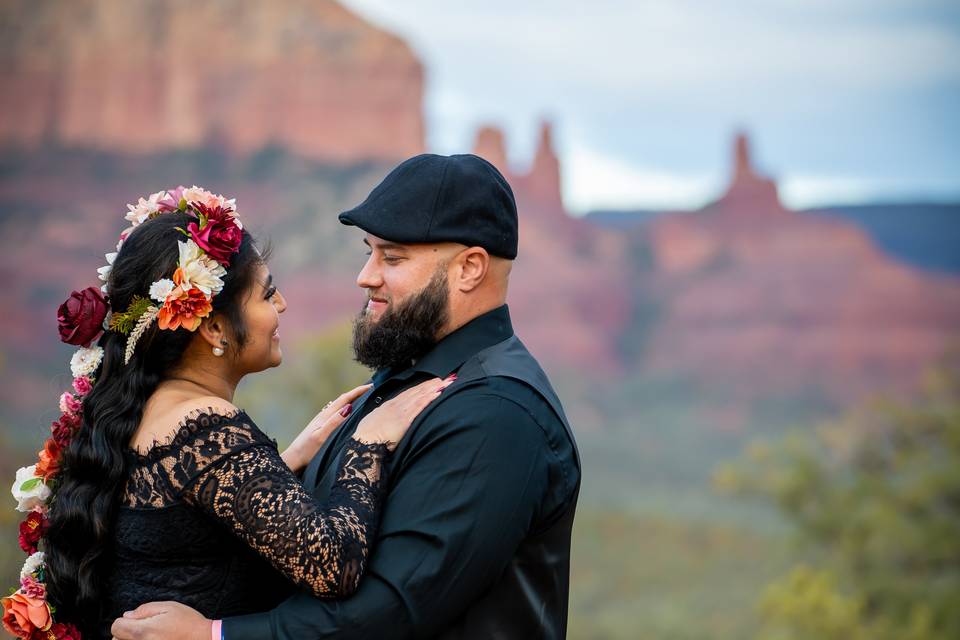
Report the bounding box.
[123,611,133,618]
[340,403,352,417]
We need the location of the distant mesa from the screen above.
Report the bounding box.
[0,0,425,163]
[472,120,566,218]
[705,131,787,217]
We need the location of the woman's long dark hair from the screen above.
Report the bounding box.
[45,211,263,629]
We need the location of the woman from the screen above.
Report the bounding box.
[2,187,448,639]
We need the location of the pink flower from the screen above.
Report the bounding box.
[18,575,44,599]
[158,186,186,212]
[72,376,93,396]
[58,393,82,416]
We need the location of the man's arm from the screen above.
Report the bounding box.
[225,391,552,640]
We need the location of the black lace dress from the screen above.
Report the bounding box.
[93,409,390,639]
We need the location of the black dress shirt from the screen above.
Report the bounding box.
[223,304,580,639]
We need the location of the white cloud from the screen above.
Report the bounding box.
[563,147,720,214]
[341,0,960,210]
[781,175,960,209]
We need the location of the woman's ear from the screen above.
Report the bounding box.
[197,314,229,351]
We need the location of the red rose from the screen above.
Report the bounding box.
[188,204,242,266]
[18,512,48,555]
[57,287,108,347]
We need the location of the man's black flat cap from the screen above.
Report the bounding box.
[339,153,518,259]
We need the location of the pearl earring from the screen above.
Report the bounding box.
[212,346,224,357]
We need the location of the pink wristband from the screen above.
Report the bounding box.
[211,620,222,640]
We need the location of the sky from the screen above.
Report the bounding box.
[340,0,960,214]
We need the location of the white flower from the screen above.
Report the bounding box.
[20,551,45,581]
[97,251,117,292]
[70,345,104,378]
[177,240,225,296]
[149,278,177,303]
[125,190,166,227]
[12,466,51,513]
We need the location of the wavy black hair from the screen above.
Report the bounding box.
[44,211,263,631]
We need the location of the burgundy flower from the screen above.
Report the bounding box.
[51,413,80,448]
[57,287,109,347]
[46,623,82,640]
[187,204,242,266]
[18,511,47,555]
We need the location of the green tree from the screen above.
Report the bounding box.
[715,365,960,640]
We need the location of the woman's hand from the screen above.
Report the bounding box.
[354,375,455,449]
[281,383,373,473]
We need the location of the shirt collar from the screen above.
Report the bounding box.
[378,304,514,383]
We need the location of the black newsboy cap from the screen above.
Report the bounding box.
[338,153,518,259]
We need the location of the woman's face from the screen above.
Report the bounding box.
[233,262,287,374]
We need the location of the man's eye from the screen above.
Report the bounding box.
[384,255,402,263]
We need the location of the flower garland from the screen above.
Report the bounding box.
[3,186,244,639]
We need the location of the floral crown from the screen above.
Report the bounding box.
[3,186,243,639]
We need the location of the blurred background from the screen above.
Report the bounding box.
[1,1,958,638]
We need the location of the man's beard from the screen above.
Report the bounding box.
[352,267,450,371]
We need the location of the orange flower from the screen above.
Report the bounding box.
[1,592,52,638]
[157,274,212,332]
[34,438,61,482]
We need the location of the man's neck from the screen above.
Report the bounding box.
[438,298,505,341]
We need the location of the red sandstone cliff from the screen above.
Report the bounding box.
[472,122,632,373]
[638,133,960,405]
[0,0,424,162]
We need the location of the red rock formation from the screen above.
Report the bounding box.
[472,122,632,373]
[638,132,960,407]
[0,0,424,162]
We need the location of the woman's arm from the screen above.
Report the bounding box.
[187,436,391,597]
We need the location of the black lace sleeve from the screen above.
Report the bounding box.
[153,411,392,598]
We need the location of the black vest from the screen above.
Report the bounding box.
[438,336,580,640]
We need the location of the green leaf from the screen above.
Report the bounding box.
[109,296,153,334]
[19,477,41,492]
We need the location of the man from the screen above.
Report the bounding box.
[112,154,581,639]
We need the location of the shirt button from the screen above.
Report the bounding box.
[374,396,383,405]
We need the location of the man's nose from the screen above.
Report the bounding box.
[356,255,383,289]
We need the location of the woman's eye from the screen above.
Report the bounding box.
[264,286,278,299]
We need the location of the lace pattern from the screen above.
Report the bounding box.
[121,410,391,597]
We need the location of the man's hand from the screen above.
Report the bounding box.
[110,601,211,640]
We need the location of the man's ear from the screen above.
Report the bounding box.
[197,314,229,351]
[454,247,490,293]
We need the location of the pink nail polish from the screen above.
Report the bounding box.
[339,403,352,417]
